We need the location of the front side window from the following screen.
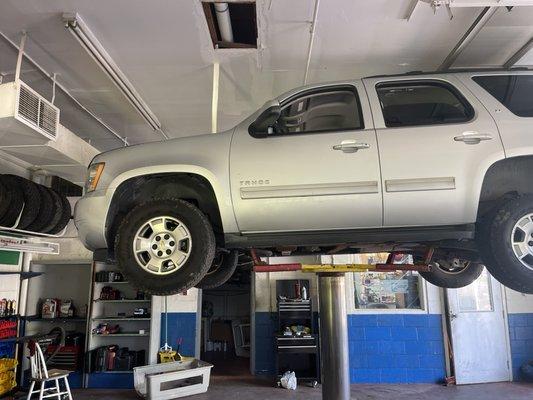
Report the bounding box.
[353,253,422,310]
[376,81,474,128]
[472,75,533,118]
[251,87,364,137]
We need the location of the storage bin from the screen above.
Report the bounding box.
[134,359,213,400]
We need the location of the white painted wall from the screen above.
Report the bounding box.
[505,287,533,314]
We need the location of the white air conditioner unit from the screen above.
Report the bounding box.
[0,80,60,146]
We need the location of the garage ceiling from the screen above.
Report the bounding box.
[1,0,532,151]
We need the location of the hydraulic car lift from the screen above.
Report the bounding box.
[252,249,433,400]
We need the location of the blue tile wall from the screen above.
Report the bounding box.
[254,312,446,383]
[348,314,446,383]
[160,312,197,357]
[508,313,533,381]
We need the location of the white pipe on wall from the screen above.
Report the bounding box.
[214,2,234,43]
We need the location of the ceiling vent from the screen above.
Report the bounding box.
[0,80,59,146]
[202,1,257,49]
[17,82,59,139]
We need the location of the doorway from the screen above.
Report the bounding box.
[200,269,252,377]
[447,268,511,384]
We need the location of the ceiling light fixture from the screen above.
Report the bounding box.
[62,13,166,136]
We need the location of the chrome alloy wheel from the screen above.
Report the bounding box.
[132,216,192,275]
[511,213,533,271]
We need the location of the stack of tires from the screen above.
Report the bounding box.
[0,175,71,234]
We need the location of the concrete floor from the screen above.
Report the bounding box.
[72,376,533,400]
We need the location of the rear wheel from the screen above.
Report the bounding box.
[420,258,484,288]
[478,195,533,294]
[115,198,215,295]
[196,250,239,289]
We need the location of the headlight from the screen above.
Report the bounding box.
[85,162,105,192]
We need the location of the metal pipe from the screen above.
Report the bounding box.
[0,30,129,147]
[303,0,320,84]
[318,273,350,400]
[438,6,498,71]
[214,3,234,43]
[14,31,26,83]
[504,37,533,68]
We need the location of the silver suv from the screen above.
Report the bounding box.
[75,70,533,295]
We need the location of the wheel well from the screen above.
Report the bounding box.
[478,155,533,219]
[106,173,224,250]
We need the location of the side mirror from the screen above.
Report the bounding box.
[249,105,281,137]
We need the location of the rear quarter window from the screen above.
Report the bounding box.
[472,75,533,118]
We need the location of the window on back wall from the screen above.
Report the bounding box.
[353,253,423,310]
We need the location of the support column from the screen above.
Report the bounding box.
[318,273,350,400]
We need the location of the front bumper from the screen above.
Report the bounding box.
[73,190,109,251]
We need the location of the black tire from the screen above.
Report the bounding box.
[420,260,484,288]
[114,198,216,295]
[26,185,55,233]
[0,175,24,227]
[47,194,71,234]
[1,175,41,230]
[478,195,533,294]
[196,250,239,289]
[40,188,63,233]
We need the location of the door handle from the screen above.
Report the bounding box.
[332,140,370,153]
[454,131,493,145]
[449,312,458,320]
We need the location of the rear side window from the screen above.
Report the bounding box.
[376,81,474,128]
[472,75,533,117]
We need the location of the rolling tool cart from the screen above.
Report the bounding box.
[275,280,319,388]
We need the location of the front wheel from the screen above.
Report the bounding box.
[420,258,484,288]
[114,198,215,295]
[478,195,533,294]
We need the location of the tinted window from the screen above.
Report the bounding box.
[270,88,363,135]
[473,75,533,117]
[376,81,474,127]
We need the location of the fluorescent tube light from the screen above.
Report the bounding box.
[63,13,164,134]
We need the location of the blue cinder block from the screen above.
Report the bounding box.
[416,327,442,341]
[362,340,380,355]
[391,327,418,341]
[406,369,438,383]
[380,369,407,383]
[403,315,429,327]
[349,327,365,339]
[394,354,420,368]
[352,369,381,383]
[405,340,431,355]
[367,355,393,369]
[365,327,391,340]
[428,314,442,328]
[350,314,378,327]
[419,354,445,369]
[379,341,405,355]
[515,326,533,340]
[377,314,403,327]
[429,340,444,355]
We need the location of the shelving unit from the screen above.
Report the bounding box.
[85,262,152,389]
[22,260,93,390]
